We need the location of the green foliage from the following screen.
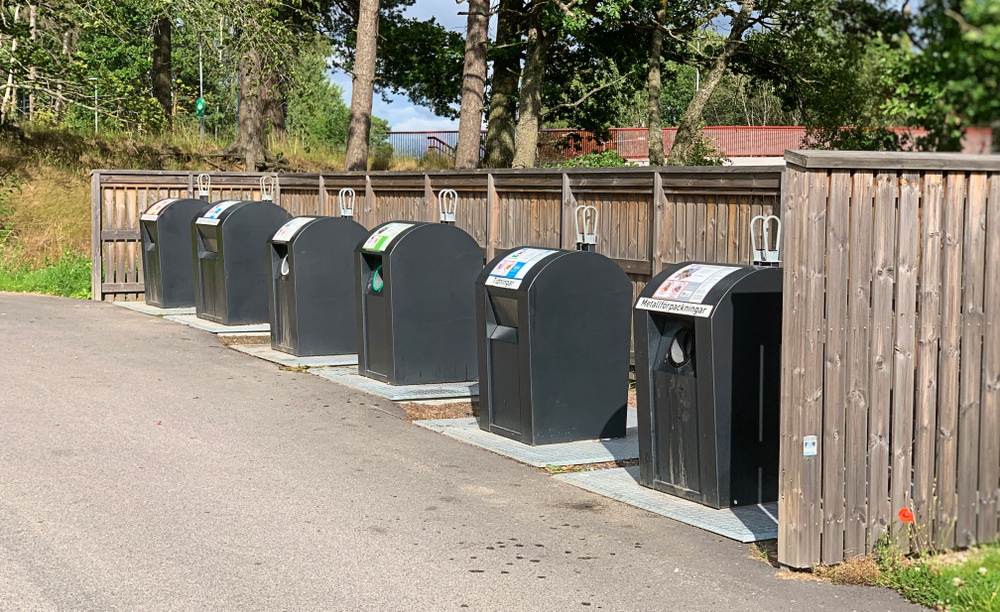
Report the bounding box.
[545,151,632,168]
[879,544,1000,611]
[682,129,728,166]
[885,0,1000,150]
[0,251,90,299]
[286,36,350,146]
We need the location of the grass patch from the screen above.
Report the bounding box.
[879,544,1000,611]
[0,251,90,298]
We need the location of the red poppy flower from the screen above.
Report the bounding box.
[898,508,915,523]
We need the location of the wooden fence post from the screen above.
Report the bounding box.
[651,172,666,275]
[318,174,327,215]
[487,172,500,261]
[560,173,578,250]
[90,171,103,301]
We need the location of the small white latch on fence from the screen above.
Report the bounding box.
[197,173,211,200]
[339,187,356,218]
[438,188,457,224]
[750,214,782,267]
[575,204,598,251]
[260,175,277,202]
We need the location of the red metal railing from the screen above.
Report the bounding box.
[387,127,993,162]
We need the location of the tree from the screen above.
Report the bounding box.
[151,15,172,129]
[510,6,555,168]
[483,0,524,168]
[344,0,380,171]
[455,0,489,169]
[647,7,666,166]
[667,0,756,165]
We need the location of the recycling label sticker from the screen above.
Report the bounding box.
[195,200,241,226]
[140,199,178,221]
[271,217,316,243]
[362,222,414,252]
[485,248,557,290]
[635,264,743,318]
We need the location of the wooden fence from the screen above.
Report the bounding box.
[91,167,781,303]
[778,151,1000,567]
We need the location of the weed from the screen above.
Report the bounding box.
[0,251,90,298]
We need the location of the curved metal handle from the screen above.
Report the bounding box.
[750,214,782,266]
[438,189,458,224]
[575,204,598,251]
[196,173,211,199]
[260,175,277,202]
[339,187,356,218]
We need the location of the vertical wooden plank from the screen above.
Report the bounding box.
[424,174,437,223]
[486,174,500,261]
[821,169,850,564]
[726,196,738,264]
[890,171,920,553]
[318,174,327,216]
[364,175,376,228]
[957,172,988,547]
[696,198,707,261]
[560,174,578,250]
[913,172,944,539]
[685,199,697,262]
[868,171,898,547]
[715,199,728,265]
[114,187,126,292]
[979,173,1000,544]
[800,169,828,565]
[673,195,686,264]
[187,172,194,198]
[704,198,716,263]
[651,173,668,274]
[845,170,875,557]
[90,172,102,301]
[778,164,808,568]
[937,172,966,550]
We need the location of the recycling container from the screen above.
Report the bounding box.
[633,262,783,509]
[476,247,632,445]
[192,200,291,325]
[355,221,482,385]
[140,198,212,308]
[268,216,368,356]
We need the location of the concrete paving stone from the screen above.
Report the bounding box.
[163,313,270,334]
[310,366,479,401]
[114,301,196,316]
[230,344,359,368]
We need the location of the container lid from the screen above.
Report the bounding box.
[271,216,316,243]
[484,247,558,290]
[635,263,744,318]
[195,200,242,226]
[361,222,414,252]
[140,198,179,221]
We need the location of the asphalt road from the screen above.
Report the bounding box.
[0,293,923,611]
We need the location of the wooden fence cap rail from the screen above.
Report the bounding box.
[785,150,1000,171]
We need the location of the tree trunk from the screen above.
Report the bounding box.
[483,0,524,168]
[666,0,755,165]
[264,75,286,141]
[151,15,172,129]
[225,49,268,170]
[454,0,489,169]
[2,5,20,123]
[27,4,36,121]
[646,9,666,167]
[54,30,71,119]
[511,18,551,169]
[344,0,380,172]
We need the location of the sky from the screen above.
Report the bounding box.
[328,0,479,132]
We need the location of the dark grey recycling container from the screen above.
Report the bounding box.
[355,221,482,385]
[191,200,291,325]
[633,262,783,509]
[140,198,212,308]
[475,247,632,445]
[268,216,368,356]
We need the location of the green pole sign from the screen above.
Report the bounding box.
[195,97,206,117]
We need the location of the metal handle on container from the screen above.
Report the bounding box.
[750,215,782,267]
[197,173,211,200]
[575,204,598,252]
[260,175,277,202]
[438,189,457,224]
[339,187,356,218]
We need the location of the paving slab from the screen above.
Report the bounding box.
[230,344,359,368]
[555,466,779,543]
[114,301,196,316]
[163,313,269,334]
[309,366,478,401]
[414,407,638,467]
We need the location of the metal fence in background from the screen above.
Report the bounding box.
[386,127,994,163]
